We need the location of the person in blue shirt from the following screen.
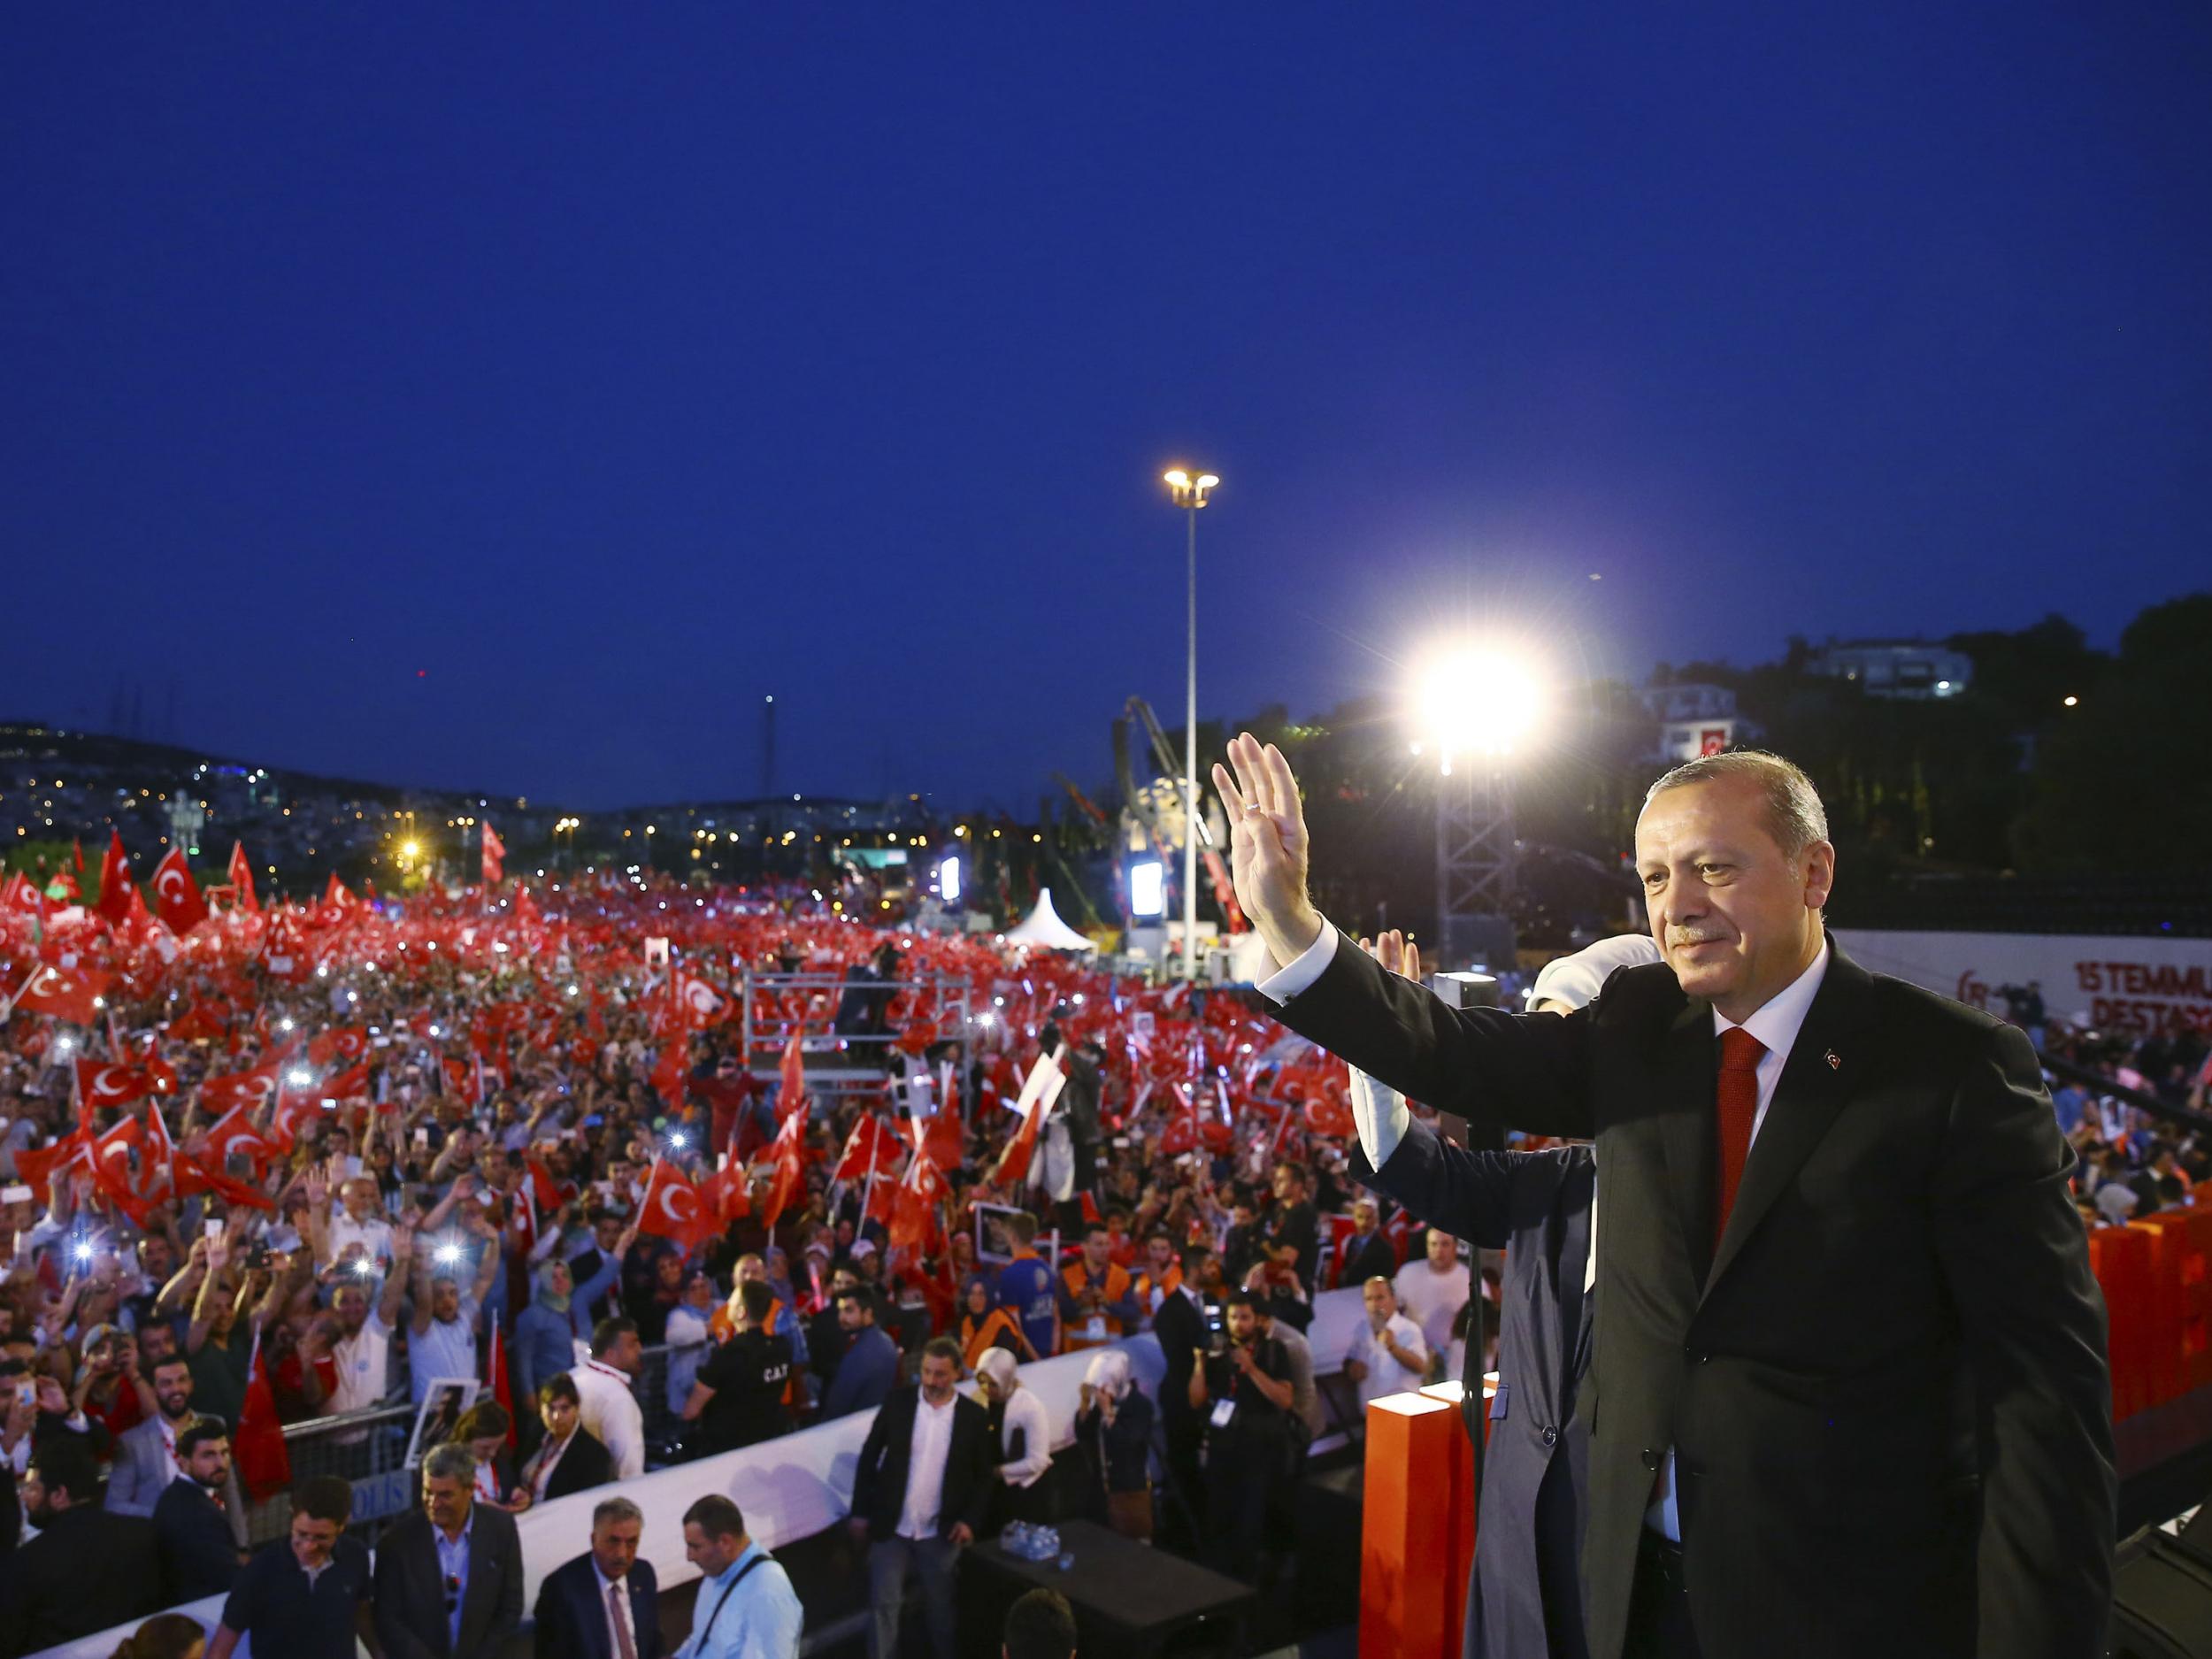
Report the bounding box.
[993,1210,1060,1359]
[676,1494,803,1659]
[514,1244,626,1406]
[2051,1080,2089,1138]
[819,1289,901,1420]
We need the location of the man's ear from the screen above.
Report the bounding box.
[1801,841,1837,912]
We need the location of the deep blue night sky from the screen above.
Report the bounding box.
[4,6,2206,810]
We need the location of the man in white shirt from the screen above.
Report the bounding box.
[330,1228,412,1417]
[849,1338,994,1659]
[322,1178,395,1270]
[1345,1276,1430,1410]
[1392,1226,1470,1361]
[569,1318,648,1479]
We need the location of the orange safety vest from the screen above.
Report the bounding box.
[961,1306,1026,1371]
[1059,1260,1133,1351]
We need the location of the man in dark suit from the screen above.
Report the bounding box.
[374,1441,525,1659]
[1149,1243,1216,1541]
[849,1335,995,1659]
[569,1211,629,1327]
[0,1439,160,1658]
[533,1494,662,1659]
[1215,735,2113,1659]
[106,1354,249,1546]
[1336,1198,1401,1290]
[154,1417,247,1604]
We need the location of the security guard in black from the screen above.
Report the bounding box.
[687,1281,795,1453]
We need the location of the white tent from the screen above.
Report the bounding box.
[1002,887,1097,952]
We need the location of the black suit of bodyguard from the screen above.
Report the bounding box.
[1215,735,2113,1659]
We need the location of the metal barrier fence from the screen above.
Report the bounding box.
[254,1344,696,1548]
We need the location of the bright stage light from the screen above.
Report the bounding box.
[1416,641,1548,764]
[940,855,962,905]
[1129,860,1165,918]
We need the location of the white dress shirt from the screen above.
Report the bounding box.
[897,1393,957,1540]
[571,1346,648,1479]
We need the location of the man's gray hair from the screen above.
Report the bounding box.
[593,1495,643,1530]
[421,1442,476,1485]
[1644,749,1829,859]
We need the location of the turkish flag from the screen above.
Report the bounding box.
[166,1002,228,1043]
[227,841,260,914]
[195,1106,273,1168]
[150,849,209,935]
[234,1333,292,1500]
[141,1098,178,1187]
[526,1156,566,1217]
[672,974,731,1025]
[200,1071,277,1116]
[702,1162,752,1227]
[174,1153,276,1210]
[638,1158,717,1253]
[990,1049,1066,1187]
[0,871,42,919]
[757,1103,810,1233]
[75,1061,153,1110]
[1304,1094,1356,1140]
[14,964,111,1025]
[889,1151,947,1253]
[94,833,136,926]
[308,1026,367,1065]
[777,1033,807,1119]
[833,1114,901,1183]
[13,1133,88,1192]
[481,823,506,887]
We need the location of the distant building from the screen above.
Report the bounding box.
[1808,641,1971,700]
[1640,683,1744,763]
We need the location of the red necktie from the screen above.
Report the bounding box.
[1713,1026,1768,1248]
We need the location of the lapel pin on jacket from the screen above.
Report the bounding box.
[1824,1049,1841,1071]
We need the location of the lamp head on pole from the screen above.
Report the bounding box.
[1164,468,1218,510]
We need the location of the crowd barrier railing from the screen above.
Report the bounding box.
[42,1289,1371,1659]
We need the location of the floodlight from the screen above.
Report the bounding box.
[1129,860,1166,918]
[940,855,963,906]
[1416,641,1547,764]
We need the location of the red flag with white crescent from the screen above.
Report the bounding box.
[637,1158,716,1253]
[888,1149,947,1253]
[481,823,506,887]
[757,1102,810,1233]
[75,1061,153,1110]
[150,849,209,935]
[95,832,136,926]
[227,841,260,915]
[14,964,111,1025]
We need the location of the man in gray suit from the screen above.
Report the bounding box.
[1341,933,1656,1659]
[105,1353,249,1548]
[373,1442,524,1659]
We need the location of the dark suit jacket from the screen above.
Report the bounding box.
[1150,1286,1207,1427]
[1356,1124,1594,1659]
[1337,1227,1398,1291]
[0,1503,161,1659]
[539,1425,616,1502]
[850,1386,995,1540]
[533,1550,663,1659]
[373,1502,526,1659]
[154,1475,242,1604]
[1277,933,2113,1659]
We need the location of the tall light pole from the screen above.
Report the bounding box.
[1413,642,1545,972]
[1163,468,1218,982]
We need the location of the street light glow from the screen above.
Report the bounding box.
[1163,469,1190,489]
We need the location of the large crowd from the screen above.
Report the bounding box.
[0,856,2193,1658]
[0,861,1486,1659]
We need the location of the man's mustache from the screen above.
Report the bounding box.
[1666,926,1730,947]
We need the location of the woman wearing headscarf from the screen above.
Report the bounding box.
[1073,1348,1155,1542]
[957,1274,1035,1370]
[974,1348,1055,1527]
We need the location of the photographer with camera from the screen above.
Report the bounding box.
[1186,1288,1295,1584]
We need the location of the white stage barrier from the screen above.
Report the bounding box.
[37,1288,1369,1659]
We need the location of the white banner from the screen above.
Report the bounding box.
[1833,929,2212,1038]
